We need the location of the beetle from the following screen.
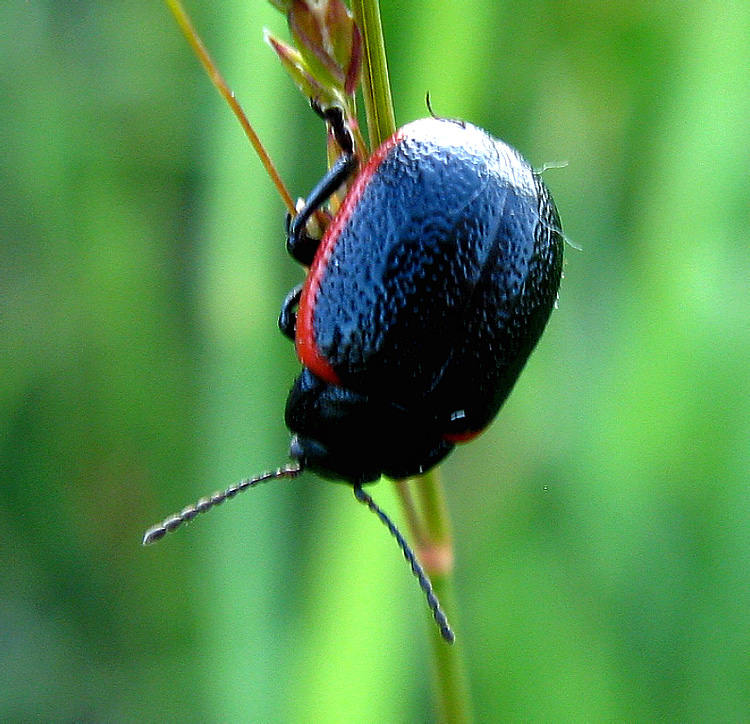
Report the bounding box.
[144,104,564,643]
[280,105,563,484]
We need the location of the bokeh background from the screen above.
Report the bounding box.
[2,0,749,720]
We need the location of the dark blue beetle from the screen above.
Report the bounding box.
[280,110,563,485]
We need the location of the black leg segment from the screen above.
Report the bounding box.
[279,283,304,340]
[286,152,358,266]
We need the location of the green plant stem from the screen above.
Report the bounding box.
[428,564,472,724]
[414,467,454,543]
[350,0,396,147]
[396,470,473,723]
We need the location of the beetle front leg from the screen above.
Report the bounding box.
[278,283,303,341]
[286,102,359,267]
[286,153,358,266]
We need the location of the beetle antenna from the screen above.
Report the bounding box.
[425,91,437,118]
[353,485,455,644]
[142,462,304,545]
[164,0,296,215]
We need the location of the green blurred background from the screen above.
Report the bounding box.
[2,0,749,721]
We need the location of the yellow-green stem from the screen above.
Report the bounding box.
[414,469,472,723]
[428,569,473,724]
[350,0,396,147]
[394,470,473,722]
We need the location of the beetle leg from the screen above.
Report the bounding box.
[310,100,354,156]
[287,152,358,266]
[287,102,358,267]
[278,283,303,340]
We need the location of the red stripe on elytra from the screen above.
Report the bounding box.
[441,429,483,444]
[295,129,405,386]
